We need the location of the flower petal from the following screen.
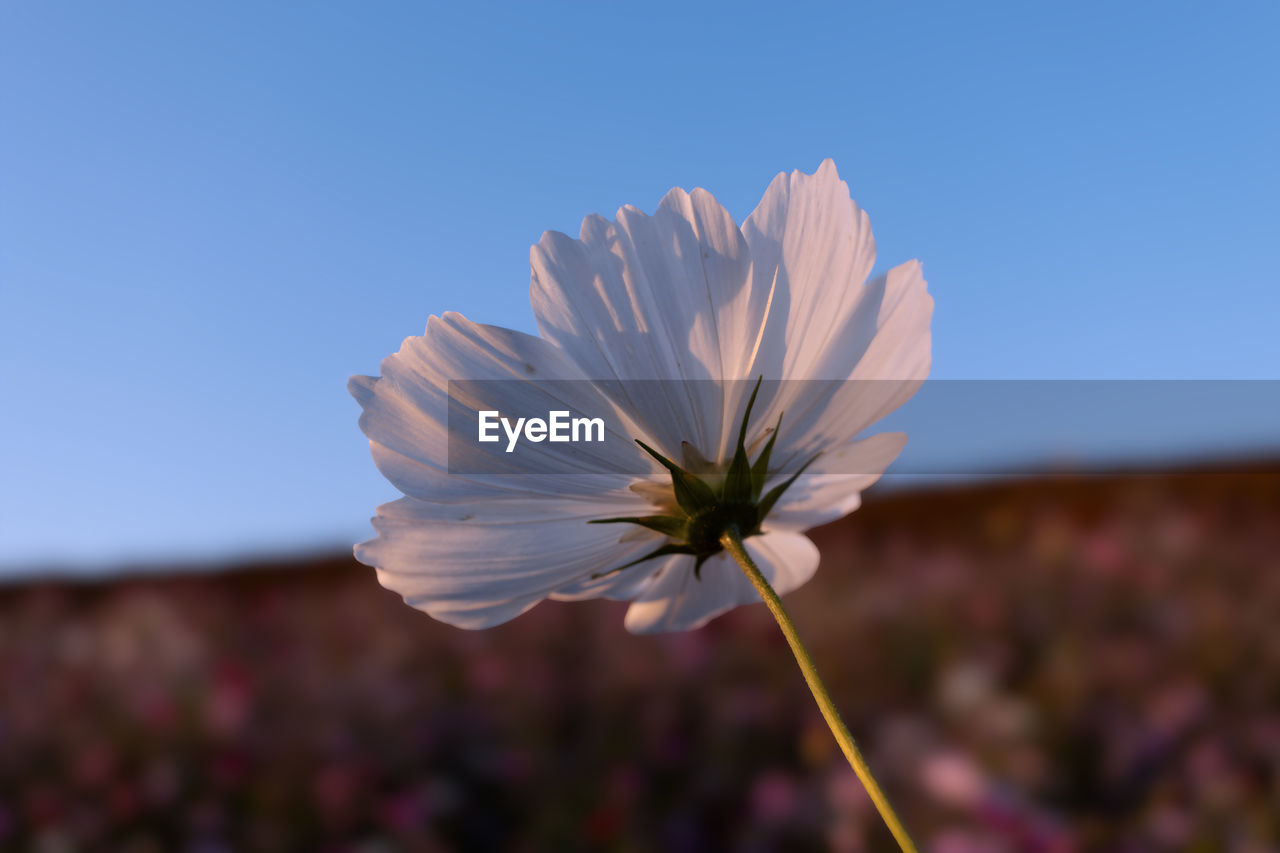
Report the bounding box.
[358,496,663,629]
[765,432,907,531]
[622,531,820,634]
[740,159,877,382]
[530,187,763,460]
[754,260,933,471]
[351,311,649,502]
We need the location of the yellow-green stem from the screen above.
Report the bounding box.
[720,525,918,853]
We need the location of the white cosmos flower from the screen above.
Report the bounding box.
[351,160,932,634]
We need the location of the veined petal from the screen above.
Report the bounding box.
[741,159,877,383]
[844,259,933,383]
[547,556,664,603]
[754,260,933,468]
[358,496,662,629]
[622,531,820,634]
[764,432,907,531]
[351,311,650,501]
[530,187,763,461]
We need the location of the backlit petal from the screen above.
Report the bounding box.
[530,187,763,460]
[622,531,819,634]
[765,432,908,531]
[359,496,662,629]
[741,159,877,382]
[351,311,649,501]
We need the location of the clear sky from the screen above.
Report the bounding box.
[2,2,1278,571]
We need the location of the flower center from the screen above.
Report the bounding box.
[590,379,817,579]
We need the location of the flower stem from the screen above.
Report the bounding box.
[719,525,918,853]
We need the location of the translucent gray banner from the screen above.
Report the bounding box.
[446,380,1280,477]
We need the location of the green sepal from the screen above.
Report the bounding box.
[594,379,812,582]
[589,514,689,539]
[635,439,717,514]
[750,411,783,501]
[756,452,820,520]
[722,377,763,505]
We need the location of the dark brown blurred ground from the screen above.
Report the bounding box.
[2,469,1278,852]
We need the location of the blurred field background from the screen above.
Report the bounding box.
[3,468,1277,852]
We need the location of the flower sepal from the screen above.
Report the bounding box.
[591,379,816,580]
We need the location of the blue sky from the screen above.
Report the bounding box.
[2,2,1277,570]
